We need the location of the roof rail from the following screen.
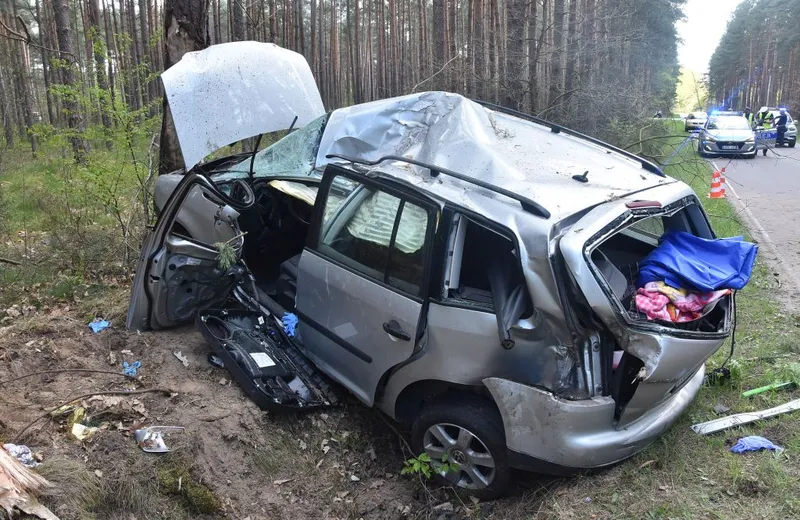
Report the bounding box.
[325,153,551,219]
[473,99,666,178]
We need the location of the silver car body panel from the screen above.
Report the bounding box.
[295,251,424,407]
[483,365,704,469]
[161,41,325,170]
[378,301,573,418]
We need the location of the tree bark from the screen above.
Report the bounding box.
[51,0,89,163]
[88,0,113,147]
[160,0,209,174]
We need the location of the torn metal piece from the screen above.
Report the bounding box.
[173,351,189,368]
[134,426,185,453]
[691,398,800,435]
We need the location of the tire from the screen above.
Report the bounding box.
[746,152,756,159]
[684,125,690,132]
[411,394,511,500]
[790,140,796,148]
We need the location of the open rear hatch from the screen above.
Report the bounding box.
[197,308,338,411]
[559,182,733,425]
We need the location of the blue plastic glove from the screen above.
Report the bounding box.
[730,436,783,454]
[282,313,298,338]
[89,319,111,333]
[122,361,142,376]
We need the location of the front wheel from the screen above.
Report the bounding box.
[790,141,796,148]
[411,395,511,499]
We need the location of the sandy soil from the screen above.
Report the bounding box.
[0,313,479,519]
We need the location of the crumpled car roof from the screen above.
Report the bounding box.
[316,92,670,221]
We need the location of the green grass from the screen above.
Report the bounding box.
[492,119,800,519]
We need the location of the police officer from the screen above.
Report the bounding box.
[758,106,774,129]
[775,108,789,147]
[743,106,755,127]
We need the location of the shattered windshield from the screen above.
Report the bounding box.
[217,114,328,181]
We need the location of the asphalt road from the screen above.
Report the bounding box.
[713,144,800,292]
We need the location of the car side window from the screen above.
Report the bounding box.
[317,174,431,298]
[443,216,533,318]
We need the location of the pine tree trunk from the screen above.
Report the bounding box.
[0,62,14,147]
[160,0,209,174]
[51,0,90,163]
[88,0,113,147]
[35,0,57,126]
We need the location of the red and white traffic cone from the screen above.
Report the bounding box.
[708,169,726,199]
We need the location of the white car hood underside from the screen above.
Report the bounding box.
[161,41,325,170]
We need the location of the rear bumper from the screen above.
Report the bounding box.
[484,365,705,471]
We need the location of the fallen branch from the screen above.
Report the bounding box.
[0,256,21,266]
[0,369,140,387]
[14,388,173,442]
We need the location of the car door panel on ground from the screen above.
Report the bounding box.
[296,166,439,407]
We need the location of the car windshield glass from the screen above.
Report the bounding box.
[707,117,749,130]
[216,114,328,181]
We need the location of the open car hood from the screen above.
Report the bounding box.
[161,41,325,170]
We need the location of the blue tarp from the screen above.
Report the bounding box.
[637,231,758,292]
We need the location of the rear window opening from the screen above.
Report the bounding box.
[443,216,533,319]
[589,203,730,333]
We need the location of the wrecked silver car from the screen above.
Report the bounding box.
[128,42,735,498]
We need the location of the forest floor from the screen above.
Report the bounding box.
[1,125,800,519]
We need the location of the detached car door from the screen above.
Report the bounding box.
[295,165,440,406]
[127,173,247,331]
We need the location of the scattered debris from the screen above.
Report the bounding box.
[2,444,39,468]
[730,436,783,454]
[742,364,800,397]
[94,470,103,478]
[207,353,225,368]
[299,440,308,450]
[350,474,360,482]
[713,404,731,415]
[218,378,228,386]
[107,351,117,366]
[134,426,185,453]
[88,318,111,334]
[120,349,133,356]
[639,459,656,469]
[122,360,141,376]
[273,478,294,486]
[433,502,454,512]
[691,398,800,434]
[583,497,592,504]
[70,423,98,441]
[173,351,190,368]
[0,448,59,520]
[282,313,298,337]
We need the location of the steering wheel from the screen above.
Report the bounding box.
[219,178,255,210]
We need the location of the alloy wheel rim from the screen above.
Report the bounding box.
[422,423,496,489]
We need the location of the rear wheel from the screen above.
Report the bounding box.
[411,395,511,500]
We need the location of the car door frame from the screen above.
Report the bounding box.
[294,163,443,404]
[127,172,244,331]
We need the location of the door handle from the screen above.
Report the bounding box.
[383,320,411,341]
